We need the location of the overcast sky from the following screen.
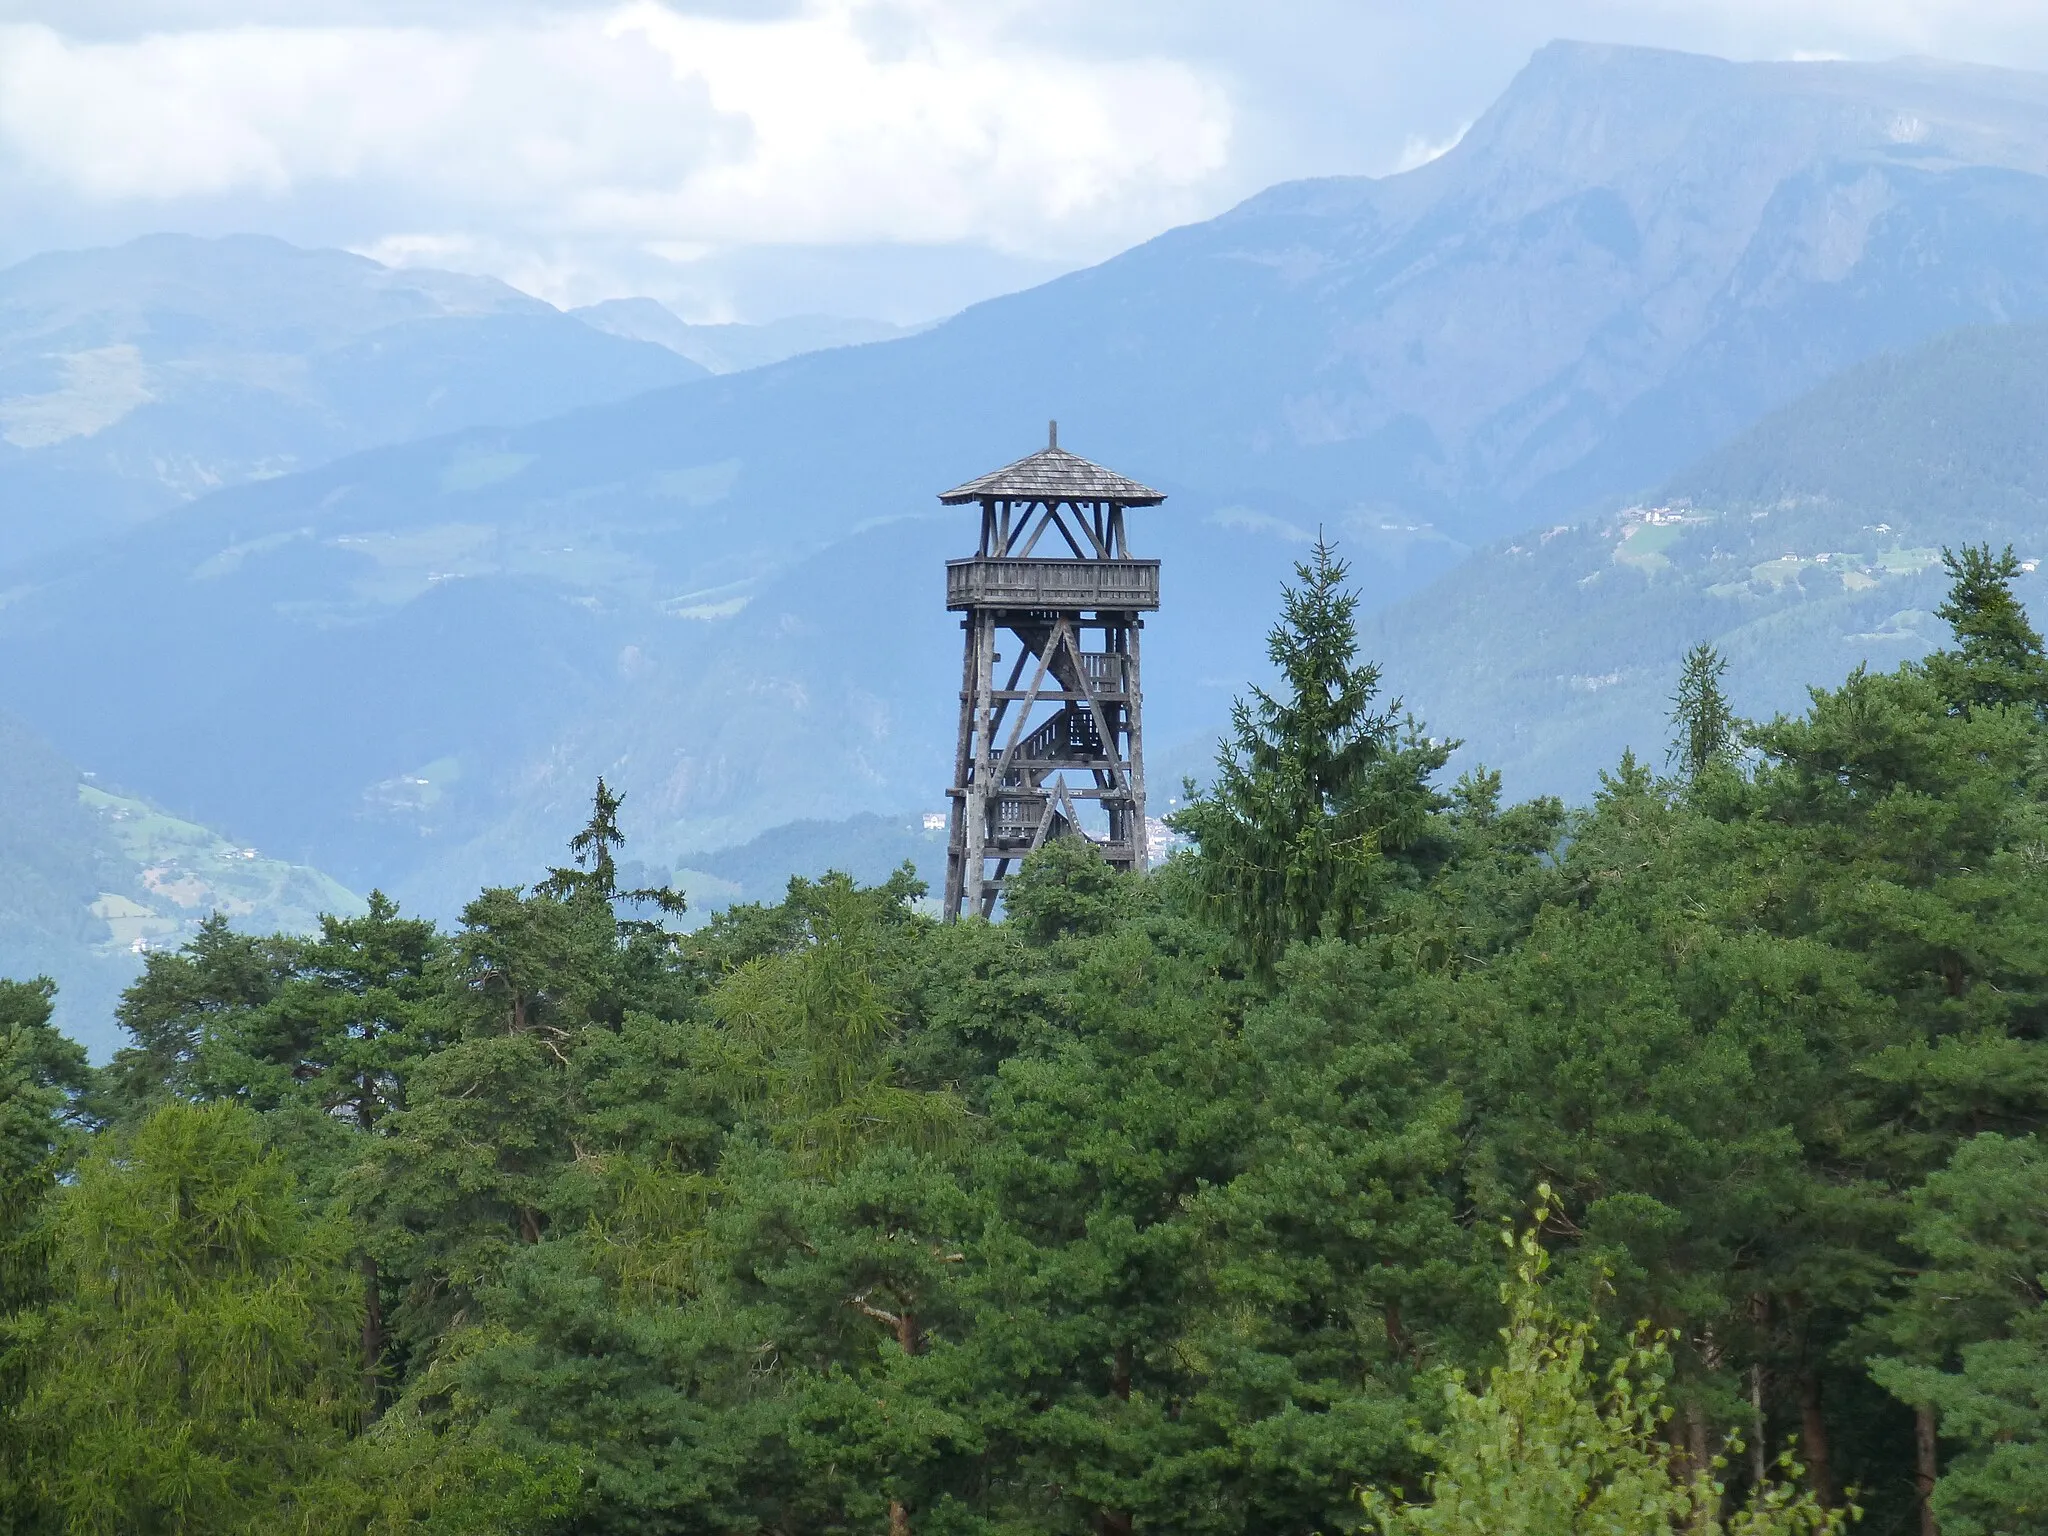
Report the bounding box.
[6,0,2048,322]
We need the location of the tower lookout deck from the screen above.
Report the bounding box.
[940,425,1164,920]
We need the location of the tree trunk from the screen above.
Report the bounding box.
[870,1296,922,1534]
[361,1252,386,1419]
[1384,1299,1410,1362]
[1095,1346,1133,1534]
[1916,1403,1940,1536]
[1750,1364,1768,1488]
[1798,1369,1834,1508]
[1683,1402,1721,1533]
[518,1206,542,1244]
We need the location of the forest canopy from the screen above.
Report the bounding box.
[4,540,2047,1535]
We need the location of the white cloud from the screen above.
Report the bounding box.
[1392,122,1469,174]
[0,17,732,205]
[610,1,1231,250]
[0,2,1234,306]
[1576,0,2048,60]
[11,0,2048,317]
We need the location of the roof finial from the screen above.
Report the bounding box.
[1048,419,1058,450]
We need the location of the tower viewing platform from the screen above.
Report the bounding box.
[939,424,1165,921]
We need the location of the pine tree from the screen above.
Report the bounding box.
[1870,1133,2048,1536]
[1002,835,1127,944]
[100,915,302,1121]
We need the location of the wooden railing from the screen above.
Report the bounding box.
[987,708,1105,780]
[947,558,1159,612]
[993,797,1045,845]
[1078,651,1129,693]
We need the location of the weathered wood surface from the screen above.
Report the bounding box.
[938,438,1163,507]
[941,435,1162,921]
[945,558,1159,612]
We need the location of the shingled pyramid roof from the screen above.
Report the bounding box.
[940,425,1164,506]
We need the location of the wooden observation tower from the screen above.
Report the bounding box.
[940,424,1165,920]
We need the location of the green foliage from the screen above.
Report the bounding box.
[102,913,303,1119]
[1002,833,1127,944]
[193,890,447,1129]
[1365,1209,1851,1536]
[1928,543,2048,714]
[705,871,960,1174]
[1870,1134,2048,1536]
[1174,536,1450,967]
[0,976,89,1536]
[9,555,2048,1534]
[17,1100,360,1534]
[0,978,89,1194]
[541,777,689,926]
[1669,641,1742,781]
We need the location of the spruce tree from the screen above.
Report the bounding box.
[541,778,688,923]
[1928,543,2048,714]
[1174,536,1448,967]
[1668,641,1741,780]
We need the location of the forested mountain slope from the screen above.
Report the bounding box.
[1371,320,2048,795]
[11,44,2048,915]
[0,710,359,1055]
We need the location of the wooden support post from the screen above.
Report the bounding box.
[943,616,978,920]
[947,611,999,921]
[1126,618,1147,871]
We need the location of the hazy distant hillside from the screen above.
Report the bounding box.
[663,811,950,913]
[0,235,707,565]
[572,299,921,374]
[12,44,2048,914]
[0,709,360,1057]
[1371,321,2048,797]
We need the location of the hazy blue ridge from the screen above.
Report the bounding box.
[1371,320,2048,799]
[571,298,924,374]
[0,233,709,567]
[658,811,950,914]
[11,44,2048,923]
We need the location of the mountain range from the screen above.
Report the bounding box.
[1372,319,2048,794]
[0,235,719,567]
[12,41,2048,1046]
